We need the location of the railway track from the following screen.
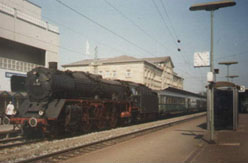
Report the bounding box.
[0,137,43,150]
[0,127,21,139]
[0,136,23,144]
[17,112,206,163]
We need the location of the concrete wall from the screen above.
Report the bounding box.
[0,0,41,18]
[0,0,59,91]
[0,1,59,67]
[0,13,59,63]
[0,37,45,65]
[144,64,162,90]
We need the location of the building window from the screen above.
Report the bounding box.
[7,59,11,69]
[126,69,131,78]
[28,63,31,71]
[20,62,24,72]
[0,57,43,72]
[113,71,116,77]
[3,58,7,68]
[105,71,110,77]
[11,60,15,70]
[16,61,20,71]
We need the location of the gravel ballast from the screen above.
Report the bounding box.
[0,112,205,163]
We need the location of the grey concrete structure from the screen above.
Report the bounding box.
[0,0,60,91]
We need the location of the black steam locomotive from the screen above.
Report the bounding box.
[10,63,158,137]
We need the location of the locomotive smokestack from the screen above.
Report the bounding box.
[49,62,58,70]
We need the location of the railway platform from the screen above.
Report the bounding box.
[62,113,248,163]
[191,113,248,163]
[0,124,15,133]
[0,124,20,138]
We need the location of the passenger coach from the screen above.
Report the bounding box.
[157,87,206,116]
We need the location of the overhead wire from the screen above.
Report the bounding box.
[151,0,193,68]
[151,0,177,45]
[55,0,154,57]
[215,50,248,60]
[159,0,179,41]
[41,15,139,58]
[55,0,202,84]
[49,1,206,87]
[152,0,204,85]
[103,0,172,55]
[50,1,206,87]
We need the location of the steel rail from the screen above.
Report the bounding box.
[0,139,43,150]
[17,112,206,163]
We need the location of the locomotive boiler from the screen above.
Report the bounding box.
[26,64,130,101]
[10,63,158,137]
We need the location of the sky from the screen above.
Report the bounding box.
[28,0,248,93]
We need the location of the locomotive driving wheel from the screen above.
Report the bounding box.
[93,105,107,130]
[95,118,106,130]
[109,112,118,128]
[81,110,92,133]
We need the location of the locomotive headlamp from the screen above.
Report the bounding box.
[39,110,44,116]
[29,117,38,127]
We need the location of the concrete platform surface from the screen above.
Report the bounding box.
[192,113,248,163]
[0,124,15,133]
[63,116,207,163]
[62,114,248,163]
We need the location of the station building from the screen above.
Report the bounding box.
[62,55,184,90]
[0,0,59,117]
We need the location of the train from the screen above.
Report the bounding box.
[9,63,206,137]
[157,87,206,116]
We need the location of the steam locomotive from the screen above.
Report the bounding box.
[10,63,158,137]
[10,63,206,137]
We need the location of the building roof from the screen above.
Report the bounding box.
[62,55,173,68]
[159,87,205,98]
[142,56,174,67]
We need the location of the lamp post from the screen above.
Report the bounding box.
[190,0,236,142]
[227,75,239,83]
[219,61,238,82]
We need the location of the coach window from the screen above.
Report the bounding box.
[164,96,167,104]
[158,95,162,103]
[166,96,171,104]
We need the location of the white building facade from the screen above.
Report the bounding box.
[0,0,60,91]
[62,55,184,90]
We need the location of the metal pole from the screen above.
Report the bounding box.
[93,46,98,74]
[210,10,215,142]
[227,65,230,82]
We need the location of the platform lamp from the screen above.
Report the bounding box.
[189,0,236,142]
[219,61,238,82]
[227,75,239,83]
